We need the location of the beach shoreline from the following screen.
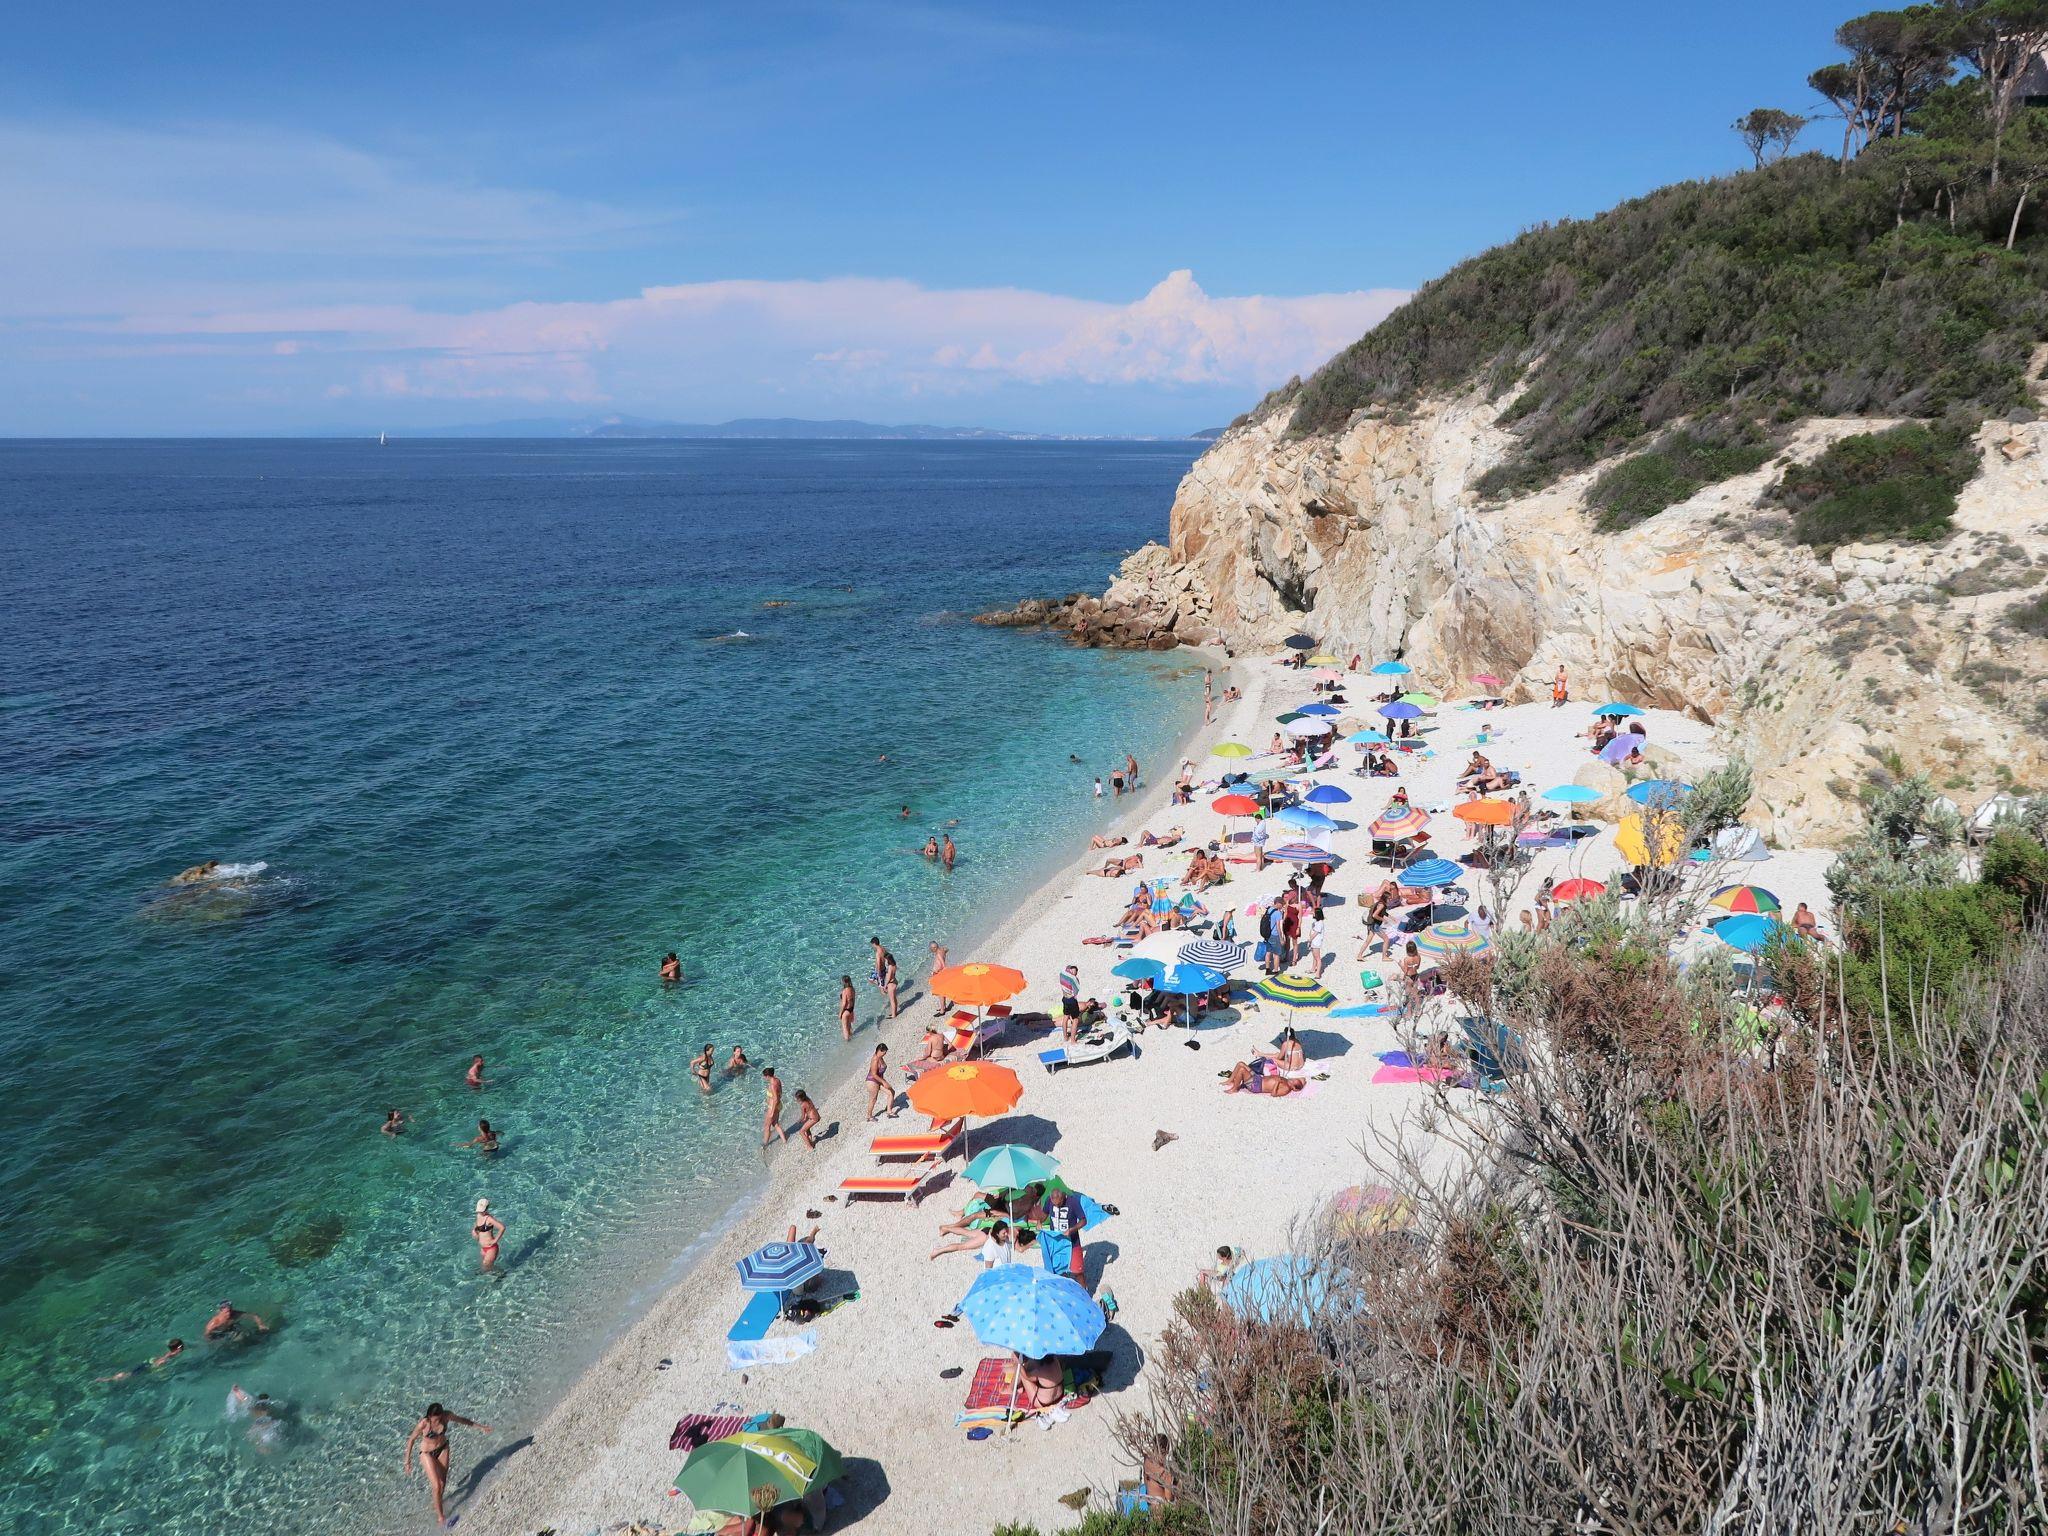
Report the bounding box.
[452,645,1236,1534]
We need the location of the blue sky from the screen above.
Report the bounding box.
[5,1,1859,435]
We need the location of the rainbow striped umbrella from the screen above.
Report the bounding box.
[1415,918,1490,957]
[1369,805,1429,840]
[1251,973,1336,1010]
[1707,884,1781,915]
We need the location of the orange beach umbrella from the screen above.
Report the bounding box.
[1452,799,1515,827]
[1212,793,1259,816]
[906,1060,1024,1122]
[929,962,1027,1008]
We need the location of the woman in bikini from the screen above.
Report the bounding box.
[404,1402,492,1528]
[471,1198,505,1272]
[837,975,856,1040]
[455,1119,499,1155]
[864,1043,893,1121]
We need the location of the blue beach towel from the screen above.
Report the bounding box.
[726,1289,780,1342]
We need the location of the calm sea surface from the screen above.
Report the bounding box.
[0,437,1203,1534]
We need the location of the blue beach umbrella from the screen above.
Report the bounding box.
[1370,661,1411,677]
[1625,779,1693,806]
[1542,784,1603,805]
[1593,702,1644,718]
[1402,856,1464,922]
[964,1144,1060,1191]
[1155,962,1228,995]
[959,1262,1106,1358]
[1111,957,1166,982]
[1273,805,1338,833]
[735,1241,823,1293]
[1379,701,1423,721]
[1221,1255,1356,1325]
[1713,913,1785,954]
[1302,783,1352,805]
[1295,702,1340,718]
[1600,732,1648,765]
[1345,730,1391,745]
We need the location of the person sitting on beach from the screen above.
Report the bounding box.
[1198,1244,1246,1289]
[1224,1058,1301,1096]
[1459,751,1491,784]
[1261,1026,1307,1075]
[1089,833,1129,849]
[1138,826,1183,848]
[912,1022,949,1066]
[1223,685,1241,702]
[1792,901,1820,939]
[1018,1354,1068,1410]
[930,1218,1013,1266]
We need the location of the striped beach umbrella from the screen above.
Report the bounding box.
[1551,877,1607,903]
[1707,884,1781,915]
[1369,805,1429,840]
[735,1241,823,1293]
[1267,841,1340,863]
[1402,857,1463,888]
[1178,937,1249,972]
[1415,918,1490,957]
[1251,973,1336,1010]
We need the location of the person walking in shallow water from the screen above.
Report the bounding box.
[760,1066,786,1146]
[471,1198,505,1272]
[404,1401,492,1529]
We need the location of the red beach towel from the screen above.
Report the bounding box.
[668,1412,748,1451]
[963,1356,1017,1410]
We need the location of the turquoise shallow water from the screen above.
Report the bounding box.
[0,437,1203,1534]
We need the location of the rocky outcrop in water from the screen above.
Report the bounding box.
[974,546,1216,651]
[1094,387,2048,845]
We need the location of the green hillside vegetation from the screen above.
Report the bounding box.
[1277,5,2048,544]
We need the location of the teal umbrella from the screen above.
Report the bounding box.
[964,1144,1059,1190]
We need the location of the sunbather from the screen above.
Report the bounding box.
[930,1218,1013,1266]
[1224,1058,1301,1096]
[1138,826,1184,847]
[1089,854,1143,877]
[1089,833,1130,849]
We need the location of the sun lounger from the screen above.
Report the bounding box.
[838,1172,935,1203]
[870,1130,957,1162]
[1037,1018,1133,1072]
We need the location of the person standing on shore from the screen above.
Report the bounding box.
[471,1199,505,1272]
[404,1402,492,1529]
[838,975,857,1040]
[881,950,901,1019]
[865,1043,893,1121]
[1552,665,1569,707]
[1125,752,1139,791]
[1058,963,1082,1042]
[927,942,949,1016]
[760,1067,786,1145]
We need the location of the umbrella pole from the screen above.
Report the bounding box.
[1007,1348,1024,1434]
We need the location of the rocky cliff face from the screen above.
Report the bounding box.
[1117,390,2048,845]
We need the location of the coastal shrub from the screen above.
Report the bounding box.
[1770,422,1979,549]
[1824,772,1964,913]
[2008,590,2048,639]
[1834,879,2023,1026]
[1585,429,1773,530]
[1119,911,2048,1535]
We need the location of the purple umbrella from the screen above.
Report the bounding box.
[1599,732,1647,765]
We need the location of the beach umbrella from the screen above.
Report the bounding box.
[734,1241,823,1293]
[930,962,1026,1008]
[1267,841,1340,863]
[1592,702,1644,718]
[1471,673,1502,689]
[1625,779,1692,806]
[1211,741,1253,759]
[906,1061,1024,1161]
[1332,1184,1415,1236]
[1452,799,1515,827]
[1295,702,1340,717]
[1345,729,1391,745]
[1273,805,1338,833]
[1178,937,1248,972]
[1251,974,1336,1027]
[1283,634,1317,651]
[1713,913,1785,954]
[1397,692,1438,708]
[674,1430,844,1517]
[1221,1255,1354,1325]
[1211,792,1259,818]
[1551,877,1607,903]
[1708,884,1782,915]
[958,1263,1106,1427]
[1111,956,1166,983]
[1302,783,1352,804]
[1282,718,1334,739]
[1695,824,1768,863]
[1369,805,1429,841]
[1542,784,1603,805]
[964,1143,1060,1191]
[1599,732,1648,765]
[1415,918,1490,957]
[1313,668,1344,683]
[1379,701,1423,721]
[1402,856,1464,922]
[1152,961,1229,1029]
[1307,653,1342,665]
[1616,811,1685,868]
[1370,660,1411,677]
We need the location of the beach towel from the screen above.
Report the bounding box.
[668,1412,748,1452]
[1372,1049,1461,1085]
[724,1331,817,1371]
[725,1289,780,1343]
[964,1355,1018,1410]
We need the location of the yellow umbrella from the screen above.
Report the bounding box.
[1616,811,1685,867]
[1307,653,1342,666]
[1211,741,1253,759]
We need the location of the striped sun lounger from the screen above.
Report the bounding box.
[870,1131,956,1162]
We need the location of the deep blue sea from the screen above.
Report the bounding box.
[0,437,1203,1535]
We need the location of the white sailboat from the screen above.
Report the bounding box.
[378,430,387,446]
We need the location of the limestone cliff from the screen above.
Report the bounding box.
[1120,393,2047,845]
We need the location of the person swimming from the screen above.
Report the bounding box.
[204,1302,269,1341]
[456,1119,499,1155]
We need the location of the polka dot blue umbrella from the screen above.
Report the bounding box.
[735,1241,823,1293]
[957,1262,1106,1428]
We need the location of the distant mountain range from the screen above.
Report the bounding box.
[429,415,1216,442]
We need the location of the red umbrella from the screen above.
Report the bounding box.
[1211,793,1259,816]
[1552,878,1607,903]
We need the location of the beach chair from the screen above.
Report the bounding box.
[1037,1018,1133,1072]
[1459,1017,1526,1093]
[838,1171,937,1204]
[869,1130,957,1163]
